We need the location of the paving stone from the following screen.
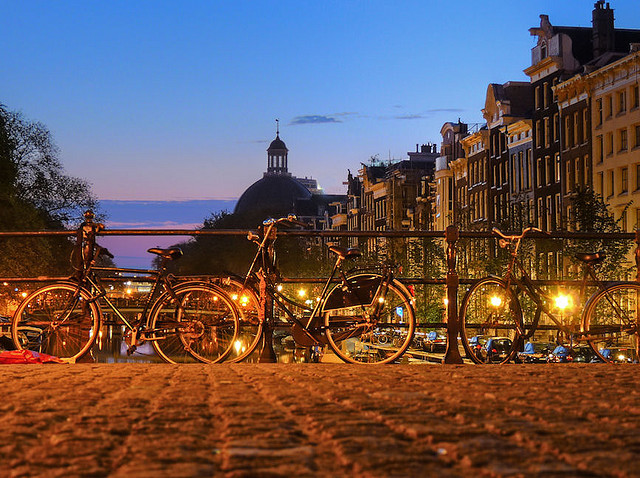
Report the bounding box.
[0,363,638,477]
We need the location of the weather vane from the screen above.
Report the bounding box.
[276,118,279,135]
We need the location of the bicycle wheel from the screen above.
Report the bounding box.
[212,277,263,363]
[582,283,640,363]
[150,283,240,363]
[323,274,416,364]
[11,282,100,362]
[460,278,522,364]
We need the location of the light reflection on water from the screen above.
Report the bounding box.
[89,325,313,364]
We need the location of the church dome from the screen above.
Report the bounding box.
[268,134,288,151]
[234,175,311,217]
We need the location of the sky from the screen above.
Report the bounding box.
[3,0,640,203]
[2,1,640,268]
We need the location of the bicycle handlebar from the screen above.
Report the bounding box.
[492,226,545,242]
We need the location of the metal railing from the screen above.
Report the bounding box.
[2,225,640,364]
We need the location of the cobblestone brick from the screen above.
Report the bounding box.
[0,364,638,477]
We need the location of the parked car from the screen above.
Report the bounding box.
[422,331,447,353]
[599,347,636,363]
[467,335,487,359]
[572,345,603,363]
[517,341,554,363]
[0,316,15,351]
[480,337,513,363]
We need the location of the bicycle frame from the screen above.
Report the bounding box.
[496,228,612,341]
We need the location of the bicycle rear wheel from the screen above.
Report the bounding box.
[11,282,100,362]
[582,283,640,363]
[150,283,239,363]
[459,278,522,364]
[323,275,416,364]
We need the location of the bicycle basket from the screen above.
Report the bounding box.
[322,275,382,311]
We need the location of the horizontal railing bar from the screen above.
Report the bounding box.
[0,229,637,240]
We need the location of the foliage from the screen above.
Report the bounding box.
[564,187,631,279]
[0,104,98,277]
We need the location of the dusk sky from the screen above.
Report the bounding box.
[4,1,639,202]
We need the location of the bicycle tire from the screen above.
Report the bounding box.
[582,282,640,363]
[149,282,240,364]
[212,277,263,363]
[323,274,416,364]
[459,278,522,364]
[10,282,101,362]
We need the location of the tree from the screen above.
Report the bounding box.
[0,104,98,278]
[565,187,631,279]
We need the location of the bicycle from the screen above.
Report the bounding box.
[216,215,417,364]
[459,227,640,364]
[11,210,240,364]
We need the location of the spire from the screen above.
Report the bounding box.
[276,118,280,136]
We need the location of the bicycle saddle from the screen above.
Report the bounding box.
[147,247,184,260]
[575,252,605,264]
[328,246,361,260]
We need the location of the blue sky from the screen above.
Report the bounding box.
[2,0,640,201]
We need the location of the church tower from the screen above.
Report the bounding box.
[265,119,291,177]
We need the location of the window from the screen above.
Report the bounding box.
[606,94,613,118]
[535,86,541,110]
[555,154,561,185]
[618,90,627,114]
[540,42,547,59]
[583,109,588,143]
[537,157,543,186]
[585,155,591,188]
[636,164,640,191]
[553,113,559,142]
[535,120,541,147]
[636,208,640,231]
[538,198,544,229]
[596,98,603,126]
[573,112,579,146]
[596,135,604,163]
[565,116,572,149]
[529,199,535,224]
[543,82,549,108]
[555,193,561,226]
[633,85,640,110]
[544,118,550,147]
[620,128,628,152]
[526,149,532,189]
[546,196,553,231]
[574,159,580,189]
[622,209,628,232]
[597,171,604,196]
[608,170,615,197]
[622,167,628,193]
[566,162,572,193]
[607,132,614,155]
[546,156,552,185]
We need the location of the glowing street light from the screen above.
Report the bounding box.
[554,293,571,310]
[489,295,502,308]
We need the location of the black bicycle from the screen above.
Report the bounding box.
[11,211,240,363]
[216,215,417,364]
[460,227,640,364]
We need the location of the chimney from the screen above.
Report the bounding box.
[592,1,615,57]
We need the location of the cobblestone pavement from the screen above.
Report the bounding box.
[0,364,638,477]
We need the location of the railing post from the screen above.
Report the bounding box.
[443,225,464,364]
[635,231,640,283]
[258,274,277,363]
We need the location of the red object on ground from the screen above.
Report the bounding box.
[0,349,64,364]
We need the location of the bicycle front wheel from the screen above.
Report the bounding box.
[460,278,522,364]
[582,283,640,363]
[11,282,100,362]
[150,283,240,363]
[210,277,263,363]
[324,275,416,364]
